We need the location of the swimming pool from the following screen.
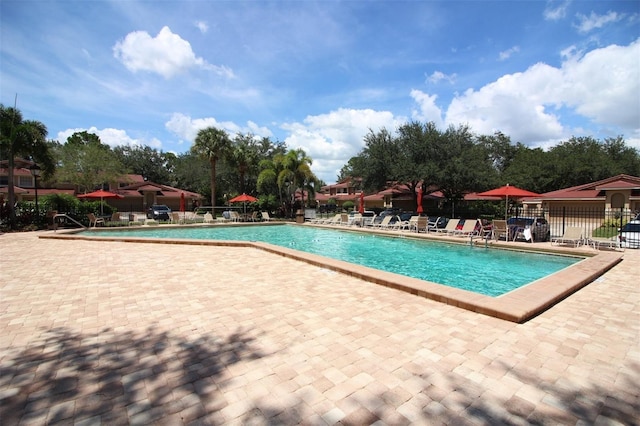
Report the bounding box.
[80,224,580,297]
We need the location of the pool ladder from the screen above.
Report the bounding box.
[469,233,491,248]
[52,214,87,231]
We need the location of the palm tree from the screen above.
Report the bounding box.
[278,148,316,212]
[0,104,54,227]
[191,127,231,209]
[228,133,259,195]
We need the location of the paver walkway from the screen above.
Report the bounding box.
[1,231,638,425]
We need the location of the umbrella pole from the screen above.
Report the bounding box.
[505,195,508,220]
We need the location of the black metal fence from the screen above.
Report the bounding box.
[532,207,634,239]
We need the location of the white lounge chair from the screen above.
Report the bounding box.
[452,219,480,237]
[372,215,394,229]
[393,215,418,231]
[203,212,216,223]
[589,236,621,250]
[261,211,272,221]
[321,214,342,225]
[434,218,460,235]
[551,227,584,247]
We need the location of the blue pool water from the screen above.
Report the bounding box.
[84,225,580,297]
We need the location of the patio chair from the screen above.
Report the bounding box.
[109,212,125,226]
[87,213,105,228]
[261,211,272,221]
[434,218,460,235]
[170,212,183,224]
[203,212,216,223]
[551,226,584,247]
[229,211,242,222]
[491,220,509,241]
[250,211,262,222]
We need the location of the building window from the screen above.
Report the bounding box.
[19,176,33,188]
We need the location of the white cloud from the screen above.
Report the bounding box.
[113,26,233,79]
[56,127,162,149]
[195,21,208,34]
[544,0,571,21]
[164,113,273,145]
[575,11,623,34]
[410,90,444,128]
[411,39,640,147]
[426,71,456,85]
[499,46,520,61]
[281,108,402,182]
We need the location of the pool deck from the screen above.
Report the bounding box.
[1,229,638,424]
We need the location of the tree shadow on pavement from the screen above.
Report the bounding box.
[243,359,640,425]
[0,326,267,424]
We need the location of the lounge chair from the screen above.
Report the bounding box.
[249,211,262,222]
[491,220,509,241]
[348,213,362,226]
[229,211,242,222]
[87,213,105,228]
[372,215,394,229]
[588,236,621,251]
[551,226,584,247]
[453,219,480,237]
[426,216,442,233]
[337,213,349,226]
[321,214,342,225]
[362,213,377,227]
[203,212,216,223]
[261,211,272,221]
[434,218,460,235]
[393,215,417,231]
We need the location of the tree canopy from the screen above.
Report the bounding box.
[345,121,640,211]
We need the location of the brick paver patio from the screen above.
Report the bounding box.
[1,231,638,425]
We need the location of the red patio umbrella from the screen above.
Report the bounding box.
[229,193,258,203]
[229,193,258,215]
[78,189,123,215]
[358,192,364,214]
[416,187,424,214]
[477,184,540,219]
[179,192,186,220]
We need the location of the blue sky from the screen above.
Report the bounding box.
[1,1,638,183]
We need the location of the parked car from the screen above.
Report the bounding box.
[618,219,640,248]
[147,204,171,220]
[507,217,551,242]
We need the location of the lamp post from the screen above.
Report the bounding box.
[29,163,41,223]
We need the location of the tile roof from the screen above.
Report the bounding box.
[541,174,640,200]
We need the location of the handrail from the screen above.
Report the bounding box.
[53,214,87,231]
